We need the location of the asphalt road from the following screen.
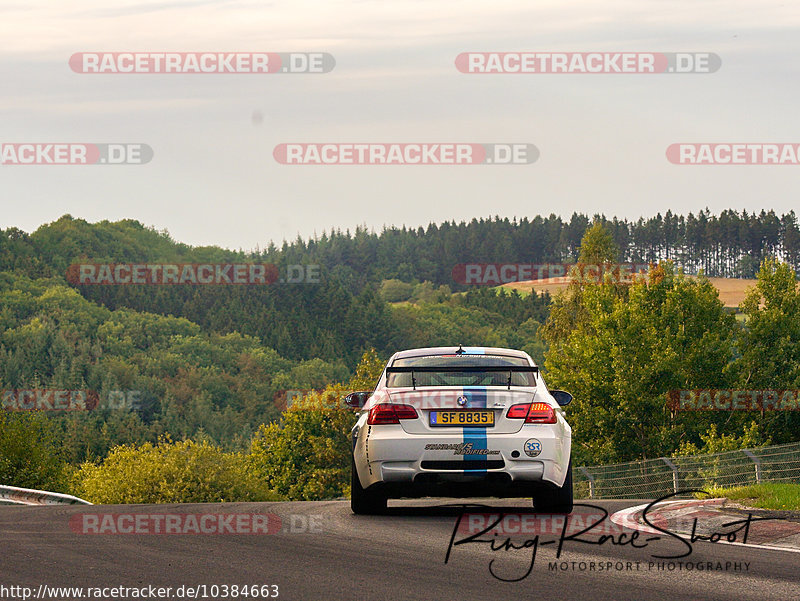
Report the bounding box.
[1,498,798,600]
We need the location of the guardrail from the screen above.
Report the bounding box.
[0,485,92,506]
[574,441,800,499]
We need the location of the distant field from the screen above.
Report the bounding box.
[500,276,757,308]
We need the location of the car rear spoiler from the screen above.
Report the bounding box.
[385,365,538,390]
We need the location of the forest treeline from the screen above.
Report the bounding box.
[265,208,800,284]
[6,210,800,290]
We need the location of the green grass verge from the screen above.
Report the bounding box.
[700,483,800,511]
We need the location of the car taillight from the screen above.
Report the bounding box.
[507,402,557,424]
[506,404,530,419]
[367,403,418,425]
[392,404,419,419]
[526,402,557,423]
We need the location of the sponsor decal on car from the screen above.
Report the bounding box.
[424,443,500,456]
[524,438,542,457]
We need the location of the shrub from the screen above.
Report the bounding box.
[0,411,68,491]
[347,348,384,391]
[379,279,414,303]
[676,422,768,456]
[249,386,357,500]
[74,437,278,504]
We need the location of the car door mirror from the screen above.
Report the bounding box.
[344,391,371,408]
[550,390,573,406]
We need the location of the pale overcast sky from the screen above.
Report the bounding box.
[1,0,799,249]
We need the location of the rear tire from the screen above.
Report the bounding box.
[350,456,387,515]
[533,458,573,513]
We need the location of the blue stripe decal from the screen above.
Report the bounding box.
[463,387,488,473]
[462,347,485,355]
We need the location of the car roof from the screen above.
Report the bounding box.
[391,346,533,362]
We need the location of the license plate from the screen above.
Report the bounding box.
[429,410,494,427]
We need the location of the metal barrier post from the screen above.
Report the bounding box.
[742,449,762,484]
[579,467,596,498]
[660,457,679,493]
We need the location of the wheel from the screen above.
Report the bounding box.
[533,458,573,513]
[350,455,387,515]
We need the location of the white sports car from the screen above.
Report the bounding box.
[345,346,573,514]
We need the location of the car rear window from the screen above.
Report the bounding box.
[387,354,535,388]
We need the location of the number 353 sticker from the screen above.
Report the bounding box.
[524,438,542,457]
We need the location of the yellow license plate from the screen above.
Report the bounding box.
[429,410,494,427]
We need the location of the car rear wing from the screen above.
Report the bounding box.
[385,365,538,390]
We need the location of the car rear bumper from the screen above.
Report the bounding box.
[354,423,571,497]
